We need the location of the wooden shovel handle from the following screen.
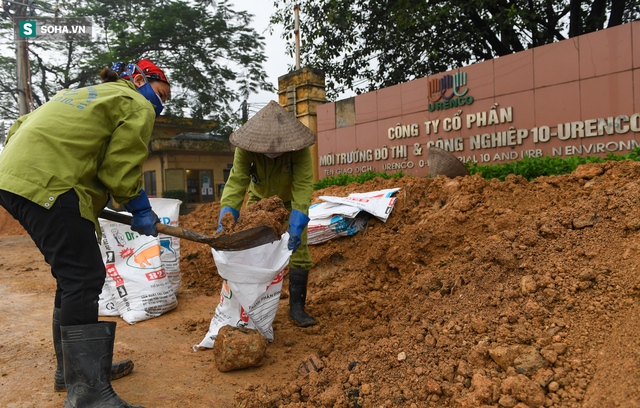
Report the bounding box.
[99,210,211,242]
[98,209,281,251]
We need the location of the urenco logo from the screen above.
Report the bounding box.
[428,71,474,112]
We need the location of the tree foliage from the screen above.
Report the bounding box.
[0,0,275,123]
[272,0,640,99]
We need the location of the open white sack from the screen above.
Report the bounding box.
[195,233,291,350]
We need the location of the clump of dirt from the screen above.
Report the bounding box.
[220,195,289,236]
[179,196,289,294]
[213,325,268,372]
[220,211,236,232]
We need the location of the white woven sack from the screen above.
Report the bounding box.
[195,233,290,349]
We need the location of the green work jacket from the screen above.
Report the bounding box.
[0,80,155,235]
[221,147,314,215]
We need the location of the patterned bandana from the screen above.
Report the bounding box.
[112,59,169,84]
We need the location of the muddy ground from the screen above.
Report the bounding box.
[1,160,640,407]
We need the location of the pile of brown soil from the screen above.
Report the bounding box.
[180,161,640,407]
[0,207,26,236]
[3,161,640,407]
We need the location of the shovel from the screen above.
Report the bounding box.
[99,210,280,251]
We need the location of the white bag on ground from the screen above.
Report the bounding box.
[317,188,399,222]
[196,234,291,350]
[97,279,119,317]
[149,198,182,294]
[98,208,179,324]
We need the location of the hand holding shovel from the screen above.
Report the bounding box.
[99,210,279,251]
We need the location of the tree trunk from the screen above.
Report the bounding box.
[529,0,537,47]
[585,0,608,32]
[608,0,627,27]
[465,8,513,56]
[569,0,583,37]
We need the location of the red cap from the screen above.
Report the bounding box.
[134,59,169,84]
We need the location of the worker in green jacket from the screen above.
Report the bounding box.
[217,100,318,327]
[0,59,170,408]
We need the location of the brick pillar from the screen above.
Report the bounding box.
[278,67,326,182]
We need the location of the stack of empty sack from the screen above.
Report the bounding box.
[307,188,400,245]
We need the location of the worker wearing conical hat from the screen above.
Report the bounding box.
[217,100,317,327]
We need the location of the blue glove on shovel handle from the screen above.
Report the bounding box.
[288,210,310,253]
[124,189,160,237]
[217,206,239,235]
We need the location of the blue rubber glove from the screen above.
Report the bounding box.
[287,210,310,253]
[217,206,239,235]
[123,189,160,237]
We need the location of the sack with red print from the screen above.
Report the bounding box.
[195,233,291,350]
[148,197,182,294]
[98,209,178,324]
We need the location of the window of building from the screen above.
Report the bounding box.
[186,169,215,203]
[143,170,156,197]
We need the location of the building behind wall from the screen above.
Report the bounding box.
[143,66,327,212]
[316,20,640,179]
[142,116,235,213]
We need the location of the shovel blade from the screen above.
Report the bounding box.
[98,209,281,251]
[200,225,281,251]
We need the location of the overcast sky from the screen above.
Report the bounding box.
[236,2,356,118]
[0,2,309,129]
[234,2,291,116]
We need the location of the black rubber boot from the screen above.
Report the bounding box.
[61,322,143,408]
[288,268,318,327]
[53,308,134,392]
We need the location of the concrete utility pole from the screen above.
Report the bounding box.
[7,0,32,116]
[0,118,5,148]
[16,28,30,115]
[294,4,301,70]
[13,0,31,116]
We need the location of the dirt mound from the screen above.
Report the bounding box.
[3,161,640,406]
[180,161,640,407]
[0,206,26,236]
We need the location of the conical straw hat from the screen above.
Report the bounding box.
[229,100,318,153]
[427,147,470,178]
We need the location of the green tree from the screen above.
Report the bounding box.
[0,0,274,123]
[272,0,640,99]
